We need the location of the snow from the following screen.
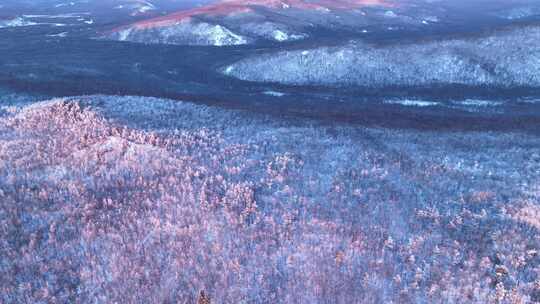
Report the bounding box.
[108,3,320,46]
[273,30,289,42]
[137,5,155,14]
[0,17,38,29]
[384,10,397,18]
[206,24,247,46]
[453,99,503,107]
[519,98,540,104]
[1,95,539,303]
[263,90,286,97]
[423,16,439,22]
[111,21,248,46]
[384,99,439,107]
[499,6,539,20]
[22,13,88,18]
[0,16,70,29]
[270,30,306,42]
[117,28,132,41]
[224,66,235,74]
[47,32,68,38]
[114,0,157,16]
[55,2,76,8]
[223,25,540,88]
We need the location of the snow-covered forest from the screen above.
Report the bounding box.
[2,1,540,303]
[224,25,540,88]
[1,96,539,303]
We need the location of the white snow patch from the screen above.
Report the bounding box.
[224,66,235,74]
[270,30,305,42]
[47,32,68,38]
[385,99,440,107]
[113,19,248,46]
[273,30,289,42]
[263,91,286,97]
[316,7,331,13]
[423,16,439,23]
[55,2,76,7]
[206,24,247,46]
[137,5,155,14]
[127,1,157,16]
[384,11,398,18]
[519,98,540,104]
[0,17,38,28]
[23,13,88,18]
[290,33,307,41]
[117,28,133,41]
[454,99,503,107]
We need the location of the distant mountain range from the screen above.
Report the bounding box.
[104,0,540,46]
[2,0,540,95]
[104,0,438,46]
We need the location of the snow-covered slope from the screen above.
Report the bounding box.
[104,0,540,47]
[110,19,249,46]
[0,17,38,28]
[222,25,540,88]
[2,95,539,303]
[113,0,157,16]
[105,0,398,46]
